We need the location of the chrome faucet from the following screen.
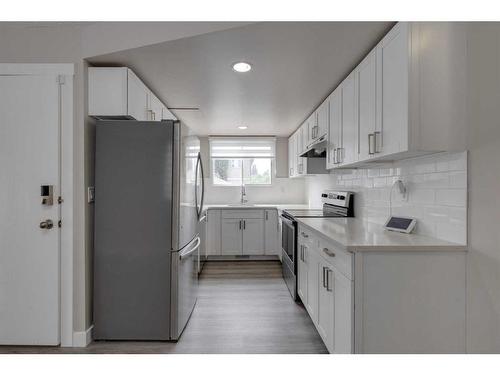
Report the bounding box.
[240,184,248,204]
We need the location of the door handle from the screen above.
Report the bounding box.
[39,219,54,229]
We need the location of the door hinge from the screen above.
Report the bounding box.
[58,220,62,228]
[58,196,64,204]
[58,75,66,85]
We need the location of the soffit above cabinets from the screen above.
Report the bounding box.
[87,22,394,136]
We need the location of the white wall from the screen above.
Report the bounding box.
[200,137,306,204]
[204,177,306,204]
[305,152,468,244]
[464,23,500,353]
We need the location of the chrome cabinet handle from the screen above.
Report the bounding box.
[323,247,336,257]
[303,246,307,263]
[265,211,269,220]
[374,131,381,153]
[39,219,54,229]
[301,231,309,238]
[368,133,375,155]
[243,220,246,230]
[326,269,333,291]
[322,266,327,288]
[336,148,341,164]
[239,220,242,230]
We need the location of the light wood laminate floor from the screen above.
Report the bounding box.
[0,261,327,354]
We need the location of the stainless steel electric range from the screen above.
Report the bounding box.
[281,191,354,301]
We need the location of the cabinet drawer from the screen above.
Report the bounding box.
[317,238,353,280]
[221,209,264,219]
[297,225,318,248]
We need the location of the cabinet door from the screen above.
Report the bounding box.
[206,209,221,255]
[316,99,329,139]
[357,48,378,161]
[333,270,353,354]
[148,92,163,121]
[339,72,357,166]
[306,246,319,323]
[242,218,264,255]
[221,218,242,255]
[378,22,409,156]
[317,261,334,353]
[127,69,149,121]
[264,210,279,255]
[297,244,308,303]
[288,137,294,177]
[327,89,341,169]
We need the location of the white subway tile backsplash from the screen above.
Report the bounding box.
[305,152,467,244]
[435,189,467,207]
[449,171,467,189]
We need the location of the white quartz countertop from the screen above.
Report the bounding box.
[297,217,467,252]
[204,204,311,211]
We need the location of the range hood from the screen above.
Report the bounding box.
[299,134,327,158]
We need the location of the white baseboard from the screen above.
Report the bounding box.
[72,325,93,348]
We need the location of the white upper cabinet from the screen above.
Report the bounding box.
[316,99,329,141]
[339,72,358,166]
[127,69,149,121]
[356,48,378,160]
[294,22,467,170]
[376,21,408,157]
[326,88,341,169]
[88,67,176,122]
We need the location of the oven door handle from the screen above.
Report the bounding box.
[280,215,296,228]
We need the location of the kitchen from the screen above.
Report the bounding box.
[87,21,467,353]
[1,13,499,364]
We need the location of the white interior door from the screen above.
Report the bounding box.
[0,74,61,345]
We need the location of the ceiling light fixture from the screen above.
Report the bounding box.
[232,62,252,73]
[237,126,248,130]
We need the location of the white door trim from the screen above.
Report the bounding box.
[0,63,75,347]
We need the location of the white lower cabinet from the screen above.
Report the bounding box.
[217,209,276,256]
[206,209,221,255]
[298,224,353,354]
[317,259,334,351]
[264,209,279,255]
[242,218,264,255]
[298,222,466,354]
[221,218,243,255]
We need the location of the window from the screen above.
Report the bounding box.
[210,137,275,186]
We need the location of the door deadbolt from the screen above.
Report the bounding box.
[39,219,54,229]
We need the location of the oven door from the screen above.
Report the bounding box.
[281,215,296,264]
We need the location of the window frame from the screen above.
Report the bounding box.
[209,137,276,187]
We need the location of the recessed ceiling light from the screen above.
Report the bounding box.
[232,62,252,73]
[238,126,248,130]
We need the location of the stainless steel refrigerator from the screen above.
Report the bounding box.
[93,120,205,341]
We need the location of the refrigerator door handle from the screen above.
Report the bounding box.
[179,237,201,260]
[199,152,205,217]
[195,152,205,219]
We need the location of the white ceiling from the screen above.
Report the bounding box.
[88,22,393,137]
